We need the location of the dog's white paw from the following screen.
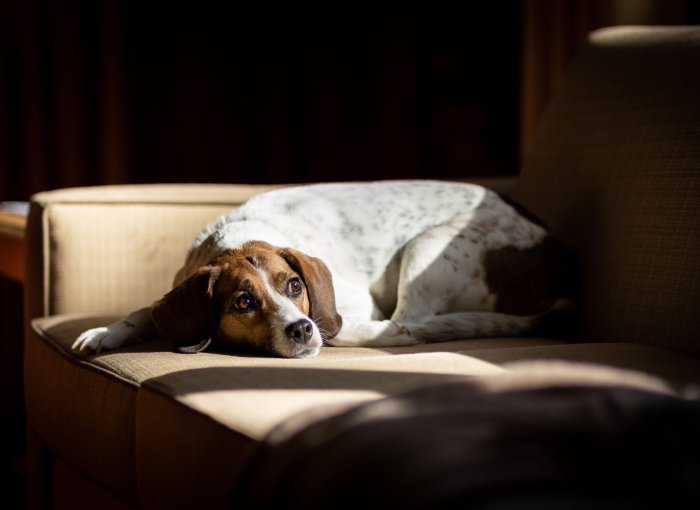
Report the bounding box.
[328,320,419,347]
[72,324,131,354]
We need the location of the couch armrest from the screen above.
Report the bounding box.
[25,184,282,319]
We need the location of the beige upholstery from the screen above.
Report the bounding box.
[513,26,700,356]
[26,184,284,317]
[23,26,700,510]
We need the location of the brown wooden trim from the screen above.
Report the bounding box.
[0,208,26,283]
[0,231,24,283]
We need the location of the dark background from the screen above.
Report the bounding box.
[1,1,524,201]
[3,1,698,201]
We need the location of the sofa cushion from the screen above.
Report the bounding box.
[24,319,139,504]
[29,313,700,507]
[33,314,558,434]
[29,314,557,508]
[513,26,700,356]
[466,343,700,391]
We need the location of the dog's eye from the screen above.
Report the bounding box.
[287,278,303,296]
[233,294,255,312]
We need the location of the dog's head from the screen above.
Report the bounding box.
[151,241,342,358]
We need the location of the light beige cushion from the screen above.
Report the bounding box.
[28,314,557,507]
[29,312,700,508]
[513,26,700,356]
[24,321,138,504]
[26,184,285,318]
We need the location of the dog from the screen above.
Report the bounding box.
[73,181,576,359]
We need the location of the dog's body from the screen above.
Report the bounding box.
[74,181,575,358]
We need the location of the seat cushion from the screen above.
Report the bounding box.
[32,314,557,436]
[29,314,700,508]
[27,314,554,508]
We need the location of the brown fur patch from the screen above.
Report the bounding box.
[212,242,311,351]
[483,235,577,316]
[278,247,343,339]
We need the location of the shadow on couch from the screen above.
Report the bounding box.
[233,382,700,510]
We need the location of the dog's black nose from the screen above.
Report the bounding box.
[285,319,314,344]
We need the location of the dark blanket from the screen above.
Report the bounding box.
[231,383,700,509]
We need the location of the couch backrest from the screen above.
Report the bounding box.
[513,26,700,356]
[25,184,282,320]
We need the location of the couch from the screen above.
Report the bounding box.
[24,26,700,509]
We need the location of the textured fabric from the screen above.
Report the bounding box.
[32,313,700,445]
[34,315,541,439]
[136,388,258,510]
[466,343,700,390]
[31,183,285,206]
[514,26,700,356]
[24,324,138,505]
[30,314,552,510]
[26,184,280,317]
[34,314,557,385]
[52,456,136,510]
[233,384,700,510]
[47,204,232,314]
[32,312,700,510]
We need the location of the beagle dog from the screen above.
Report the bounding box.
[74,181,575,358]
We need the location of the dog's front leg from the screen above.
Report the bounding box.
[327,320,418,347]
[72,307,154,354]
[323,277,414,347]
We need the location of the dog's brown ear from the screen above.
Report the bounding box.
[279,248,343,339]
[151,266,222,351]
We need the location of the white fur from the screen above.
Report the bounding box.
[73,307,152,353]
[75,181,553,356]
